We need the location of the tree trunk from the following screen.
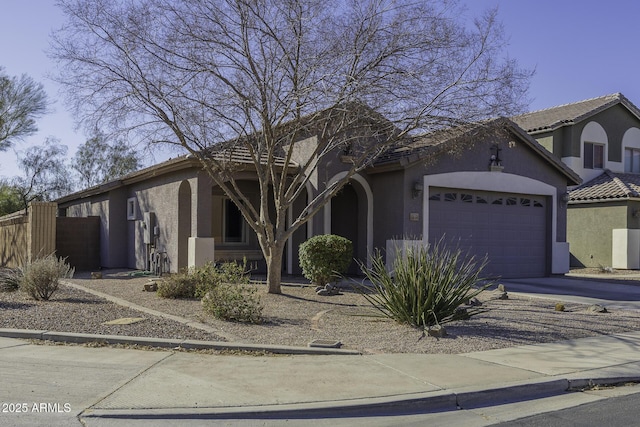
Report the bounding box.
[265,245,284,294]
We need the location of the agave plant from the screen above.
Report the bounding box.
[359,240,492,329]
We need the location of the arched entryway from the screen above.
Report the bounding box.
[324,173,373,273]
[177,180,192,270]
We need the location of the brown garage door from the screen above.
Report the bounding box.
[428,188,548,278]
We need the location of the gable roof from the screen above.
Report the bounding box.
[512,93,640,133]
[569,170,640,202]
[372,117,581,185]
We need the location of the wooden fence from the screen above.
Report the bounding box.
[0,202,57,268]
[0,202,101,270]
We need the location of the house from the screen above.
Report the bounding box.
[512,93,640,269]
[56,115,579,279]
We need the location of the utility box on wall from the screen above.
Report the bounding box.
[188,237,215,268]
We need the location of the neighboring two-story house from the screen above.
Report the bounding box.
[513,93,640,269]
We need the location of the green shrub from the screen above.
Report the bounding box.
[157,260,249,299]
[20,255,74,301]
[156,274,197,298]
[358,240,491,329]
[194,259,249,299]
[0,268,22,292]
[201,283,262,323]
[299,234,353,286]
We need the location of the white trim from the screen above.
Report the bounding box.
[573,121,609,178]
[622,127,640,173]
[323,172,373,267]
[422,171,567,274]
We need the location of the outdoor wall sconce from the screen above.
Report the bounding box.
[633,209,640,219]
[412,181,423,199]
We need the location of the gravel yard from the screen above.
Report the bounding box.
[2,269,640,354]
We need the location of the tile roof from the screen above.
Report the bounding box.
[512,93,640,133]
[372,118,581,185]
[569,170,640,202]
[57,146,297,203]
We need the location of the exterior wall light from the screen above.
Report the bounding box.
[412,181,423,199]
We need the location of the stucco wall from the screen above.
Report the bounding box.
[404,131,569,242]
[370,170,404,250]
[126,170,199,272]
[567,202,627,267]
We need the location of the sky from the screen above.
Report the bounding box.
[1,0,639,179]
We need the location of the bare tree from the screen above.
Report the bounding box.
[0,68,48,153]
[51,0,531,293]
[13,137,72,210]
[73,131,142,189]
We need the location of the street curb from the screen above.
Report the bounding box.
[78,378,576,420]
[0,328,362,355]
[454,378,569,409]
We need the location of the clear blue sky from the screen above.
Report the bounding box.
[1,0,639,178]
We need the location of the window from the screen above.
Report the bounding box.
[625,148,640,173]
[460,193,473,203]
[444,193,457,202]
[127,197,136,220]
[506,197,517,206]
[223,198,247,243]
[584,142,604,169]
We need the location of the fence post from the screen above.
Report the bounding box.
[27,202,58,262]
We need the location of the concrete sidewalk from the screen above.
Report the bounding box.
[1,330,640,425]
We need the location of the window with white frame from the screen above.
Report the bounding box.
[584,142,604,169]
[625,147,640,173]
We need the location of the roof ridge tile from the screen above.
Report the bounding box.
[514,93,620,118]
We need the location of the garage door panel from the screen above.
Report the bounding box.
[429,188,547,278]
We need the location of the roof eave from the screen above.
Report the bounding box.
[56,156,198,204]
[568,196,640,204]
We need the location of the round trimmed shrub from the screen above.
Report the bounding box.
[299,234,353,286]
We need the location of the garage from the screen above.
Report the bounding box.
[428,187,548,278]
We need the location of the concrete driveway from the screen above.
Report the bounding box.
[500,275,640,311]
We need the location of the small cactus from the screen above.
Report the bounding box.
[555,302,565,312]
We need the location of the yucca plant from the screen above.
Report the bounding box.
[359,240,492,329]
